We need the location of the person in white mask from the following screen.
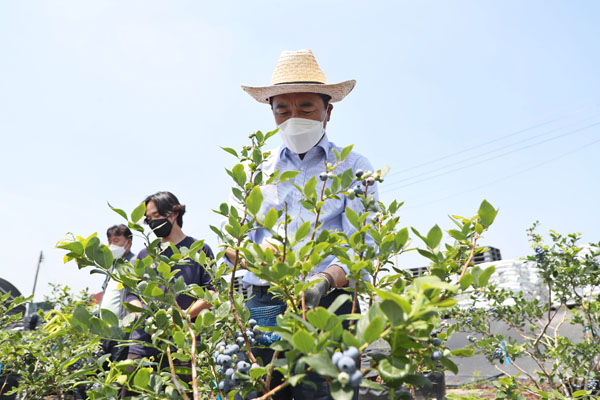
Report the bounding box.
[226,49,377,400]
[99,224,136,362]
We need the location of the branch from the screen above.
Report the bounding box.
[458,232,479,281]
[255,381,291,400]
[265,351,280,392]
[166,346,191,400]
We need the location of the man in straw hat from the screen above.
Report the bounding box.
[228,49,376,399]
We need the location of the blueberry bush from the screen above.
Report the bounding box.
[54,130,499,399]
[452,223,600,399]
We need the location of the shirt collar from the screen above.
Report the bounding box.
[279,133,331,160]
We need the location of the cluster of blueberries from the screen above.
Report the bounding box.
[430,329,443,361]
[318,169,381,201]
[331,346,363,387]
[214,320,263,393]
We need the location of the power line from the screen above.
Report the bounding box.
[385,113,600,186]
[381,120,600,193]
[397,135,600,210]
[387,102,600,177]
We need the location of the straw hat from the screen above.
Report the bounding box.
[242,49,356,104]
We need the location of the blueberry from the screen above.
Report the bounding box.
[225,368,234,378]
[237,360,251,374]
[431,329,441,337]
[224,344,239,355]
[432,337,442,346]
[431,350,443,361]
[355,169,364,178]
[218,379,229,392]
[248,319,257,328]
[220,355,232,367]
[319,172,328,181]
[337,356,356,373]
[349,369,363,387]
[343,346,359,361]
[332,351,343,366]
[236,337,245,346]
[365,177,375,186]
[465,317,473,324]
[246,330,254,338]
[337,371,350,385]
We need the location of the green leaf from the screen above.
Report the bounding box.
[108,203,128,220]
[342,330,361,348]
[133,367,151,388]
[72,305,91,331]
[330,381,355,400]
[478,199,498,229]
[173,330,186,348]
[344,206,360,229]
[131,202,146,224]
[294,221,311,242]
[440,357,459,374]
[279,170,299,182]
[100,309,119,327]
[377,359,407,387]
[380,300,404,325]
[263,208,278,231]
[363,315,385,343]
[451,347,476,357]
[249,366,268,380]
[426,224,442,249]
[301,353,339,378]
[232,164,247,187]
[157,261,171,279]
[459,273,474,290]
[340,144,354,161]
[303,176,317,198]
[395,228,409,249]
[478,265,496,287]
[292,329,314,354]
[306,307,331,331]
[327,294,352,314]
[221,147,238,157]
[246,186,263,215]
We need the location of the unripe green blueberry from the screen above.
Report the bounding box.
[337,371,350,385]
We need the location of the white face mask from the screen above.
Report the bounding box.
[278,117,325,154]
[109,244,126,259]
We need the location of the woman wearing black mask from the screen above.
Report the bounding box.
[123,191,214,386]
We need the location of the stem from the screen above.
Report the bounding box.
[351,280,360,315]
[166,346,191,400]
[532,283,554,349]
[458,232,480,281]
[229,246,258,365]
[255,381,291,400]
[265,351,280,392]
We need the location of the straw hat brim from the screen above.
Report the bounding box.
[241,80,356,104]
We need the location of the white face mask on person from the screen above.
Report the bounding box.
[109,244,126,259]
[278,117,326,154]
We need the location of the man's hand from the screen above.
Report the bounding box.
[305,274,331,309]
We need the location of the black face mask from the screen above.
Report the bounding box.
[149,218,173,238]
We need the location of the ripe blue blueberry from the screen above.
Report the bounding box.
[343,346,359,361]
[332,351,343,366]
[355,169,364,178]
[225,368,234,378]
[349,369,363,387]
[431,337,442,346]
[319,172,328,181]
[237,360,251,374]
[431,350,443,361]
[337,356,356,373]
[236,337,245,346]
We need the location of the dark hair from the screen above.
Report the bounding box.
[269,93,331,109]
[144,191,186,228]
[106,224,133,241]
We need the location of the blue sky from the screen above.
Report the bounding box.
[1,1,599,301]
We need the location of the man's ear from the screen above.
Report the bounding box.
[326,103,333,122]
[170,212,179,226]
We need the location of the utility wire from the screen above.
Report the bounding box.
[385,113,600,186]
[397,135,600,209]
[387,102,600,177]
[381,120,600,193]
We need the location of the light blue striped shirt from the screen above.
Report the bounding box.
[236,134,378,287]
